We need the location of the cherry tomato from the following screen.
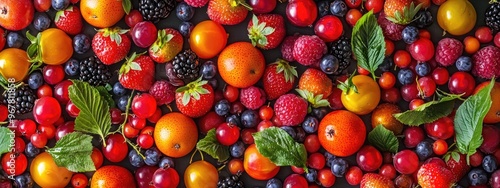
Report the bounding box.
[190,20,228,59]
[346,9,362,26]
[244,144,280,180]
[364,0,383,13]
[184,161,218,187]
[33,96,61,125]
[286,0,318,27]
[102,134,128,162]
[71,173,89,188]
[378,72,396,89]
[2,152,28,176]
[314,15,343,42]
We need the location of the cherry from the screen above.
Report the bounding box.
[417,77,436,98]
[140,126,154,135]
[378,72,396,90]
[381,87,401,104]
[258,105,274,121]
[394,174,414,188]
[431,67,449,85]
[469,151,484,167]
[131,93,157,119]
[448,72,475,97]
[256,120,274,132]
[394,50,412,68]
[345,166,363,185]
[408,38,434,62]
[228,159,244,175]
[356,145,383,172]
[55,121,75,141]
[129,115,146,130]
[404,126,425,148]
[241,128,256,145]
[424,116,454,140]
[37,84,53,98]
[249,0,276,14]
[34,0,51,12]
[480,125,500,154]
[495,32,500,48]
[283,174,308,188]
[71,173,89,188]
[307,152,326,170]
[152,167,180,188]
[290,166,305,174]
[110,108,124,124]
[223,85,239,102]
[124,122,140,138]
[130,21,157,48]
[409,98,425,110]
[379,164,397,179]
[38,123,56,139]
[102,134,128,162]
[286,0,317,27]
[400,83,419,102]
[432,139,448,156]
[66,100,80,118]
[136,166,158,188]
[1,152,28,176]
[216,122,240,146]
[419,29,431,39]
[475,26,493,43]
[53,80,72,105]
[358,66,370,75]
[147,107,162,123]
[17,119,37,138]
[33,96,62,125]
[125,10,144,28]
[91,148,104,169]
[317,168,336,187]
[393,150,420,174]
[13,137,25,153]
[304,134,321,153]
[42,65,65,85]
[364,0,383,13]
[230,102,246,115]
[198,111,225,134]
[137,134,154,149]
[314,15,343,42]
[345,9,362,26]
[382,152,393,164]
[30,132,48,148]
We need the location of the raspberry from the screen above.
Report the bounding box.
[240,86,266,110]
[281,35,300,62]
[378,12,404,41]
[149,80,176,105]
[435,38,463,67]
[184,0,209,7]
[472,45,500,79]
[293,35,327,66]
[274,94,308,126]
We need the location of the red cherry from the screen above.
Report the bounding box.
[307,153,326,170]
[424,116,454,140]
[38,123,56,139]
[1,153,28,176]
[286,0,318,27]
[356,145,383,172]
[130,21,158,48]
[17,119,37,138]
[137,134,154,149]
[364,0,383,13]
[131,93,157,119]
[216,123,240,146]
[53,80,73,105]
[33,97,61,125]
[404,126,425,148]
[37,84,53,98]
[393,150,419,174]
[475,26,493,43]
[249,0,277,14]
[125,10,144,28]
[314,15,343,42]
[102,134,128,162]
[346,166,363,185]
[408,38,435,62]
[55,121,75,141]
[431,67,449,85]
[448,72,475,97]
[283,174,308,188]
[66,100,80,118]
[42,65,65,85]
[241,129,256,145]
[30,132,48,148]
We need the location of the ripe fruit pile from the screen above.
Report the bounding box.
[0,0,499,187]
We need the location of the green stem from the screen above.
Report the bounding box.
[125,137,146,159]
[114,90,135,138]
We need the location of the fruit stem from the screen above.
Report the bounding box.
[237,0,253,10]
[189,149,205,164]
[126,137,146,159]
[111,90,135,137]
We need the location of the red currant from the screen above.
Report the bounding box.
[37,84,53,98]
[409,98,425,110]
[394,50,412,68]
[417,77,436,98]
[258,105,274,121]
[378,72,396,89]
[124,122,140,138]
[102,134,128,162]
[364,0,383,13]
[346,9,362,26]
[137,134,154,149]
[129,115,146,130]
[33,96,62,125]
[432,139,448,156]
[110,108,124,124]
[475,26,493,43]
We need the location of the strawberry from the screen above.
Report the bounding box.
[247,14,286,50]
[175,77,215,118]
[417,160,455,188]
[92,27,131,65]
[383,0,421,25]
[360,173,395,188]
[207,0,250,25]
[54,6,82,35]
[378,12,405,41]
[293,35,327,66]
[262,60,298,100]
[298,68,333,99]
[274,93,308,126]
[119,52,155,92]
[148,28,184,63]
[444,151,471,182]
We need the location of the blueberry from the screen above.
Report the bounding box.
[28,71,44,90]
[200,61,217,80]
[415,10,433,29]
[415,140,433,160]
[317,1,330,17]
[379,58,394,72]
[325,152,336,168]
[280,126,296,139]
[158,156,175,168]
[312,107,329,119]
[13,173,33,188]
[305,168,318,183]
[117,95,130,111]
[226,114,241,127]
[230,141,245,158]
[330,0,347,17]
[398,68,415,85]
[33,13,51,31]
[482,155,498,173]
[52,0,70,11]
[215,99,230,116]
[25,142,40,158]
[415,62,430,76]
[176,2,194,21]
[64,59,80,76]
[302,116,319,133]
[144,147,161,166]
[456,56,472,72]
[241,110,258,128]
[266,178,282,188]
[113,82,128,97]
[179,22,194,37]
[73,34,91,54]
[402,26,419,44]
[331,158,349,177]
[319,55,339,75]
[129,150,145,167]
[468,168,488,186]
[295,127,306,142]
[7,32,23,48]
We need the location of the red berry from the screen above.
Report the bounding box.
[393,150,420,174]
[475,26,493,43]
[137,134,154,149]
[346,166,363,185]
[307,153,326,170]
[216,123,240,146]
[131,93,157,119]
[356,145,383,172]
[379,164,397,179]
[43,65,65,85]
[314,15,343,42]
[404,126,425,148]
[424,116,454,140]
[448,72,476,97]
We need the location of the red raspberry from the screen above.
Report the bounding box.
[274,94,308,126]
[184,0,209,7]
[281,35,300,62]
[472,45,500,79]
[149,80,176,105]
[378,12,404,41]
[240,86,266,110]
[293,35,327,66]
[435,38,463,67]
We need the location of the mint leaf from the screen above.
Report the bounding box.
[47,132,95,172]
[351,11,386,79]
[455,79,495,157]
[196,129,229,162]
[68,80,111,142]
[122,0,132,14]
[96,86,116,108]
[253,127,307,170]
[0,127,14,155]
[394,95,460,126]
[367,125,399,153]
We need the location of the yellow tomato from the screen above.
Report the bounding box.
[30,152,73,188]
[189,20,228,59]
[184,160,219,188]
[341,75,381,115]
[38,28,73,65]
[437,0,476,36]
[0,48,30,82]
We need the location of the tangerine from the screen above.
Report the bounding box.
[318,110,366,157]
[474,81,500,124]
[218,42,265,88]
[80,0,126,28]
[90,165,136,188]
[154,112,198,158]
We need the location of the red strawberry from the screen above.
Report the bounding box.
[378,12,405,41]
[207,0,250,25]
[119,52,155,92]
[417,160,455,188]
[444,151,471,182]
[383,0,421,25]
[262,60,298,100]
[360,173,395,188]
[247,14,286,50]
[175,78,215,118]
[148,28,184,63]
[298,68,333,98]
[293,35,327,66]
[274,93,308,126]
[185,0,209,7]
[54,6,82,35]
[92,27,131,65]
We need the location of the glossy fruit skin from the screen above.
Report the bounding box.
[216,122,240,146]
[424,116,454,140]
[152,167,180,188]
[0,0,34,31]
[71,173,88,188]
[0,48,30,82]
[154,112,198,158]
[90,165,136,188]
[131,21,158,48]
[102,134,128,163]
[318,110,366,157]
[286,0,318,27]
[283,174,308,188]
[409,38,435,62]
[356,145,383,172]
[474,82,500,123]
[39,28,74,65]
[218,42,265,88]
[33,97,62,125]
[80,0,125,28]
[132,94,157,119]
[371,103,403,134]
[314,15,343,42]
[404,126,425,148]
[393,150,420,174]
[189,20,227,59]
[437,0,476,36]
[448,72,476,97]
[249,0,276,14]
[341,75,381,115]
[30,152,73,188]
[244,144,280,180]
[184,160,219,188]
[1,152,28,176]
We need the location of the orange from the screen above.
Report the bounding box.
[30,152,73,188]
[473,81,500,124]
[39,28,73,65]
[154,112,198,158]
[464,36,480,54]
[371,103,404,134]
[218,42,265,88]
[318,110,366,157]
[80,0,125,28]
[0,48,30,81]
[90,165,136,188]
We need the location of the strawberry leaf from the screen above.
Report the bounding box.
[296,89,329,108]
[368,125,399,153]
[0,127,13,155]
[274,60,297,83]
[129,62,142,71]
[393,94,461,126]
[176,77,210,106]
[196,129,229,162]
[46,132,95,172]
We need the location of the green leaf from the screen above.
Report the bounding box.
[96,86,116,108]
[351,11,386,79]
[367,125,399,153]
[253,127,308,170]
[0,127,14,155]
[455,79,495,157]
[129,62,142,71]
[122,0,132,14]
[196,129,229,162]
[68,80,111,142]
[394,95,460,126]
[47,132,95,172]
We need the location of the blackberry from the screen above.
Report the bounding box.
[414,10,433,29]
[329,36,352,75]
[79,56,112,86]
[217,175,244,188]
[172,49,200,82]
[2,85,36,115]
[139,0,176,23]
[486,1,500,32]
